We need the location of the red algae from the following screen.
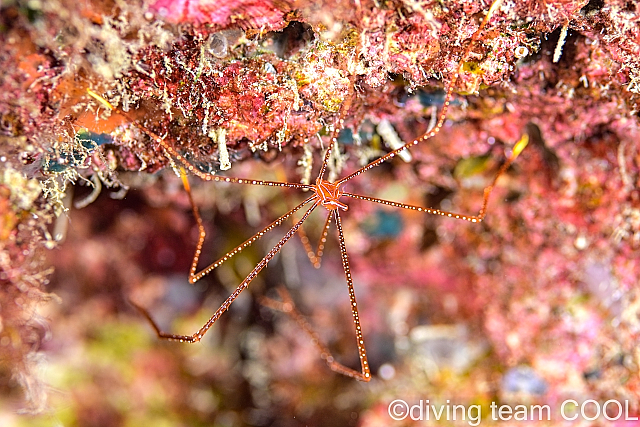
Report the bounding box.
[151,0,294,30]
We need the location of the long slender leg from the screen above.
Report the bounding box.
[333,210,371,381]
[86,89,312,191]
[260,286,370,381]
[187,192,317,283]
[131,200,320,343]
[344,193,483,222]
[316,137,336,181]
[337,72,458,184]
[297,212,332,268]
[294,140,336,267]
[180,162,315,282]
[336,0,503,185]
[342,134,529,222]
[259,210,371,381]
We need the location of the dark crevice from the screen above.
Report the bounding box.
[581,0,605,15]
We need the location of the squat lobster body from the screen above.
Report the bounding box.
[314,177,348,211]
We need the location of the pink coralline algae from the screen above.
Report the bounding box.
[1,0,640,424]
[151,0,294,30]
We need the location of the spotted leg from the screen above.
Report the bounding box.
[343,135,529,222]
[262,210,371,382]
[131,200,320,343]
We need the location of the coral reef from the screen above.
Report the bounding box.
[0,0,639,425]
